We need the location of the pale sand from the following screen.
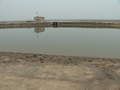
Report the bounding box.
[0,52,120,90]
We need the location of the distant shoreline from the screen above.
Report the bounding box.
[0,20,120,29]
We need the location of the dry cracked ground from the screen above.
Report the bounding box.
[0,52,120,90]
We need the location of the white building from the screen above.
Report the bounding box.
[34,16,45,22]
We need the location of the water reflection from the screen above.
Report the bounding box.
[0,27,120,58]
[34,27,45,33]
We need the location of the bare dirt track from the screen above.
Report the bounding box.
[0,52,120,90]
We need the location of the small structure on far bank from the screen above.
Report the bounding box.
[34,16,45,22]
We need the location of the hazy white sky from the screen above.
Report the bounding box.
[0,0,120,21]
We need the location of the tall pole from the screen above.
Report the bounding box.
[36,11,38,16]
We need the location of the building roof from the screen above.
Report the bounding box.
[34,16,44,18]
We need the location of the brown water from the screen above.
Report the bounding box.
[0,27,120,58]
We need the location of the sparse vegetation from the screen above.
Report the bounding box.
[27,21,33,22]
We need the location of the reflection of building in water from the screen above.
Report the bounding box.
[34,16,45,22]
[34,27,45,33]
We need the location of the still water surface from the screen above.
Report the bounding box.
[0,27,120,58]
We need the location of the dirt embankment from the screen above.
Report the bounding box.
[0,21,120,28]
[57,22,120,28]
[0,52,120,90]
[0,22,51,28]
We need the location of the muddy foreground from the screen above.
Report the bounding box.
[0,52,120,90]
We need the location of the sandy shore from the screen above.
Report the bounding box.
[0,52,120,90]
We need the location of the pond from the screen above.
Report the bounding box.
[0,27,120,58]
